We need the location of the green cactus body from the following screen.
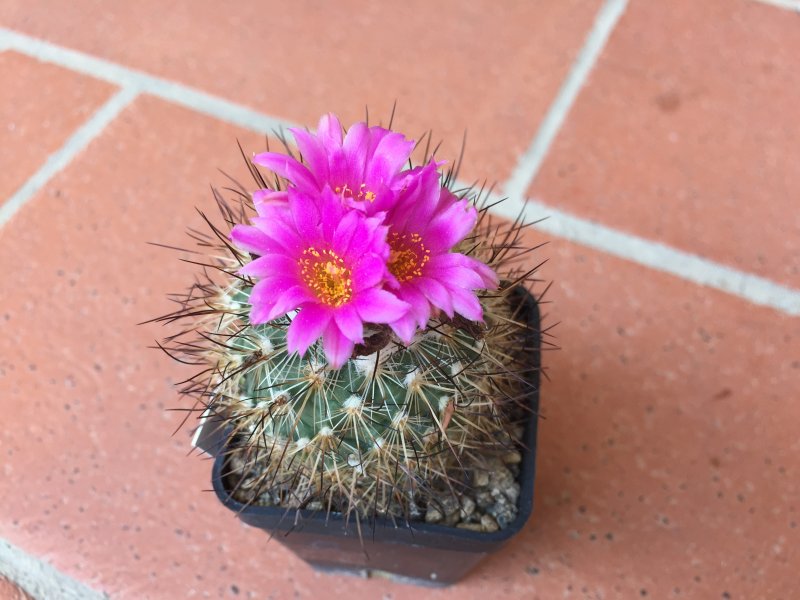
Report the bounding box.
[155,148,539,521]
[202,274,518,516]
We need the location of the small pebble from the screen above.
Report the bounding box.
[480,514,499,532]
[475,491,494,509]
[460,496,476,518]
[473,470,490,487]
[425,507,443,523]
[441,496,461,526]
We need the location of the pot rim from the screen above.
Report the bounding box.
[210,285,542,545]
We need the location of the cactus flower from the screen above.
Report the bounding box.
[383,162,499,342]
[155,110,540,527]
[231,186,410,367]
[252,113,415,216]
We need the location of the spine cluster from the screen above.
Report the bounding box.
[155,149,542,521]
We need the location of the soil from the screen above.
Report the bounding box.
[226,434,525,533]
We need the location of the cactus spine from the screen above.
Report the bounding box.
[157,151,540,522]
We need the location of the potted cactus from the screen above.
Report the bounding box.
[154,113,543,585]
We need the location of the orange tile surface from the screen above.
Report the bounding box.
[0,0,602,183]
[531,0,800,287]
[0,578,32,600]
[0,96,798,599]
[0,51,116,200]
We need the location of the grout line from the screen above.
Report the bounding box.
[2,26,799,316]
[0,86,138,227]
[503,0,628,198]
[751,0,800,12]
[485,194,800,316]
[0,538,108,600]
[0,27,300,134]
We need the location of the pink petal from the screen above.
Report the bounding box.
[397,284,432,327]
[249,302,275,324]
[389,312,418,344]
[384,163,439,232]
[323,321,355,369]
[317,113,344,152]
[474,260,499,289]
[342,122,369,180]
[288,189,321,242]
[263,285,315,321]
[250,216,302,254]
[318,187,344,242]
[424,196,478,254]
[429,253,498,289]
[333,304,364,344]
[252,152,318,191]
[290,127,329,184]
[426,254,487,289]
[327,148,350,189]
[416,277,454,319]
[332,209,360,256]
[353,288,409,324]
[448,286,484,322]
[239,254,298,278]
[352,254,387,292]
[346,216,388,260]
[287,304,332,355]
[367,131,415,186]
[253,191,289,217]
[248,279,298,324]
[230,224,278,255]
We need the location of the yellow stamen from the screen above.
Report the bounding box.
[335,182,376,203]
[300,248,352,306]
[388,232,430,283]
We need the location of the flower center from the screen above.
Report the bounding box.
[300,248,353,307]
[335,182,376,203]
[388,232,430,283]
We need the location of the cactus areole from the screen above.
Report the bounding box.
[155,113,545,585]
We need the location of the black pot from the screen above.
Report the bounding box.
[205,286,541,586]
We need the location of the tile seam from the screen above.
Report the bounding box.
[502,0,628,197]
[1,26,798,316]
[0,538,108,600]
[0,27,301,133]
[485,194,800,316]
[0,86,138,227]
[751,0,800,12]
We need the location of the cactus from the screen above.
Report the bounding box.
[155,115,541,522]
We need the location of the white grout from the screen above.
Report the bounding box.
[751,0,800,12]
[1,24,799,316]
[503,0,628,198]
[0,86,138,227]
[484,194,800,316]
[496,0,800,316]
[0,538,108,600]
[0,27,301,134]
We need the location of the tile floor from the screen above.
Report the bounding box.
[1,1,798,599]
[0,578,31,600]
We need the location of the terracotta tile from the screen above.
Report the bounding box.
[491,229,800,598]
[0,0,602,183]
[0,95,797,598]
[0,51,116,201]
[0,578,32,600]
[531,0,800,287]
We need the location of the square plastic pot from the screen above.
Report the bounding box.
[204,286,541,586]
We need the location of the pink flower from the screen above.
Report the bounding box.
[230,187,410,368]
[252,113,415,216]
[382,162,499,342]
